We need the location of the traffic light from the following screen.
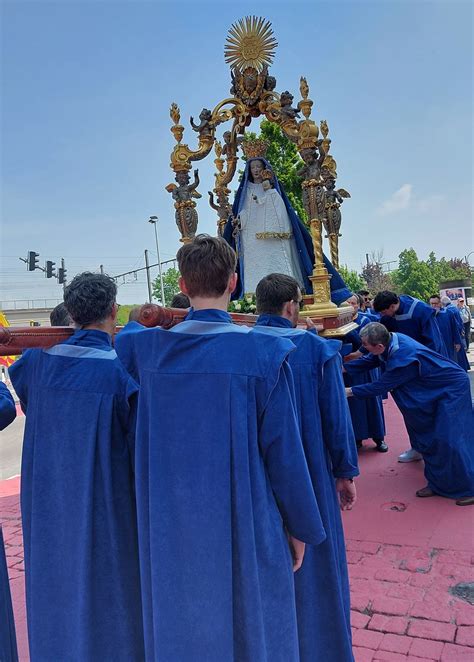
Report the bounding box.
[58,267,67,284]
[27,251,40,271]
[46,260,56,278]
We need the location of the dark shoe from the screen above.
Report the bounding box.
[374,439,388,452]
[456,496,474,506]
[416,486,437,498]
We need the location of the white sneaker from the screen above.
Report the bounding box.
[398,448,423,463]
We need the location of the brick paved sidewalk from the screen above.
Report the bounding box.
[344,398,474,662]
[1,398,473,661]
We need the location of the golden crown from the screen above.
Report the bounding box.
[241,138,269,159]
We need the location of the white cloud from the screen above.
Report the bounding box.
[376,184,412,216]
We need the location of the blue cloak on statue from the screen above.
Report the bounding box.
[223,158,351,304]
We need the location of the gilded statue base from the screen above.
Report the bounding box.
[302,271,337,314]
[300,291,356,338]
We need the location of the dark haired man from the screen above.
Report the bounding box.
[345,323,474,506]
[9,272,144,660]
[373,290,446,356]
[254,273,358,662]
[49,302,73,327]
[170,291,190,308]
[357,289,378,320]
[116,235,325,661]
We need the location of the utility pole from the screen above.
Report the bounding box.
[144,250,153,303]
[149,216,166,305]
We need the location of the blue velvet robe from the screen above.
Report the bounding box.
[254,314,358,662]
[346,333,474,499]
[116,308,326,662]
[343,313,386,442]
[0,527,18,662]
[435,308,461,362]
[223,158,351,304]
[115,320,146,381]
[380,295,447,356]
[9,330,144,661]
[0,383,16,430]
[444,304,470,371]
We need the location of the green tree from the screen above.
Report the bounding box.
[243,120,307,221]
[339,265,366,293]
[393,249,472,300]
[152,267,181,305]
[392,249,436,300]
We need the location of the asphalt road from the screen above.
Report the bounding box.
[0,414,24,480]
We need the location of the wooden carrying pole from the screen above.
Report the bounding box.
[0,304,322,356]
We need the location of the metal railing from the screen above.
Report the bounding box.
[0,299,62,311]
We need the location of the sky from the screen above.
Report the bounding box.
[1,0,472,306]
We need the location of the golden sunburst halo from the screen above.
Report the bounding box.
[225,16,278,73]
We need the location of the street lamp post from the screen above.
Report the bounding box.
[149,215,166,305]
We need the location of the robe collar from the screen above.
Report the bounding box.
[256,314,293,329]
[184,308,232,324]
[66,328,112,348]
[379,333,400,363]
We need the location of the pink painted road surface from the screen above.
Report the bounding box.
[1,397,473,661]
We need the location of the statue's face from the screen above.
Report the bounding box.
[326,178,335,190]
[266,76,276,90]
[249,160,264,181]
[244,70,257,92]
[176,171,189,185]
[200,109,211,120]
[223,131,231,143]
[301,149,314,164]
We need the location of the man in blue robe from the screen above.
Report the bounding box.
[253,273,358,662]
[345,323,474,506]
[373,291,447,355]
[49,301,73,326]
[223,158,352,304]
[0,382,16,430]
[428,295,464,364]
[9,273,144,661]
[441,296,470,371]
[116,235,326,662]
[373,290,448,462]
[343,295,387,452]
[0,385,18,662]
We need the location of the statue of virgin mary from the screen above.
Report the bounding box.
[223,156,351,303]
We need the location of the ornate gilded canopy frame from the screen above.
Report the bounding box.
[166,16,351,318]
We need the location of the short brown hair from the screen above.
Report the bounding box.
[256,273,299,315]
[177,234,237,298]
